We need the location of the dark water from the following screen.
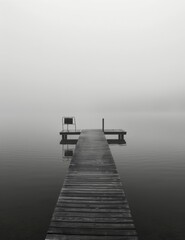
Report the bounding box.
[0,112,185,240]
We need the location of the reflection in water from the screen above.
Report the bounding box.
[64,149,73,157]
[107,139,126,145]
[0,112,185,240]
[61,144,75,161]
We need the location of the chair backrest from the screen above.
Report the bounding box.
[64,117,73,125]
[62,117,76,131]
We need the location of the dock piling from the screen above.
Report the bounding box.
[102,118,104,132]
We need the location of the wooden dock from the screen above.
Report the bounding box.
[60,129,127,145]
[46,130,138,240]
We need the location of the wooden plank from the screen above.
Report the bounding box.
[48,227,137,235]
[56,203,129,209]
[60,194,125,197]
[45,130,137,239]
[53,211,132,218]
[58,199,126,204]
[65,177,120,180]
[46,234,138,240]
[54,207,130,213]
[60,130,81,135]
[66,173,120,176]
[63,187,123,190]
[63,185,123,188]
[49,221,135,229]
[59,196,126,201]
[60,194,125,198]
[104,129,127,134]
[51,216,133,223]
[61,189,124,193]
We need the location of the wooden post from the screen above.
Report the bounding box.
[62,134,67,140]
[122,133,124,140]
[102,118,104,132]
[118,133,121,140]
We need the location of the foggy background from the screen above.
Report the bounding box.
[1,0,185,116]
[1,2,185,240]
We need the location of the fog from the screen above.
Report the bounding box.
[1,0,185,115]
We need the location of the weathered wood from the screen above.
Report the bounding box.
[48,227,137,235]
[46,235,138,240]
[63,185,123,188]
[59,196,126,201]
[60,129,127,145]
[56,203,129,210]
[56,203,129,209]
[51,216,133,223]
[58,199,126,204]
[61,189,125,193]
[50,221,135,229]
[53,211,132,218]
[46,130,138,240]
[59,129,127,135]
[54,207,130,213]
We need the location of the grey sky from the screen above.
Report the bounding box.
[1,0,185,114]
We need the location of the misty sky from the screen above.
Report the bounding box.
[1,0,185,114]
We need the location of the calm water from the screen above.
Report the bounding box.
[0,112,185,240]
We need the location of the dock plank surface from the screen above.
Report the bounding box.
[46,130,138,240]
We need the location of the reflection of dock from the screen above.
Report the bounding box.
[60,129,127,145]
[46,130,138,240]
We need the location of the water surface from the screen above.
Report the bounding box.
[0,112,185,240]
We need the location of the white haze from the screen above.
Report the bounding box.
[1,0,185,115]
